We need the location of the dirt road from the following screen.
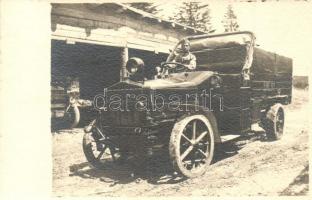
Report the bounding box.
[52,89,309,196]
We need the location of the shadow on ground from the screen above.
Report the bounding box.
[280,165,309,196]
[68,129,268,186]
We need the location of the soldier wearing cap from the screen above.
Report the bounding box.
[168,39,197,71]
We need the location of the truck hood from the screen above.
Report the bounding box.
[144,71,214,89]
[108,71,215,91]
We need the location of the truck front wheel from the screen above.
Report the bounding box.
[169,114,215,178]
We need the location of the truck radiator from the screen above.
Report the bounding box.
[104,111,144,126]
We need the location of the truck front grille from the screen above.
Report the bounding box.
[104,111,144,126]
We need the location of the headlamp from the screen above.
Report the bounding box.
[210,76,222,88]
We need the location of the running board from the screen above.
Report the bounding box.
[220,135,241,143]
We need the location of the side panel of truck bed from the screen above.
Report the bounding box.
[251,48,292,103]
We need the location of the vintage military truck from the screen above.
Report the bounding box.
[82,31,292,178]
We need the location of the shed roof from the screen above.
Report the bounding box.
[87,3,209,35]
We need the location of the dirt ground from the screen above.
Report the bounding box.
[52,89,309,197]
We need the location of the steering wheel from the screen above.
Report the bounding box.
[161,62,188,73]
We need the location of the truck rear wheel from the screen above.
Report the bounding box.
[263,104,285,141]
[169,114,215,178]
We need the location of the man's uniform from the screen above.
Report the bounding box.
[171,51,197,70]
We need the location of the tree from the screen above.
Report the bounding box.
[170,2,214,33]
[222,5,239,32]
[126,2,161,15]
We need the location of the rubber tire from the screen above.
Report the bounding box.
[263,103,285,141]
[82,132,106,170]
[169,114,215,178]
[63,105,80,129]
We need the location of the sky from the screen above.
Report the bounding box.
[153,0,312,76]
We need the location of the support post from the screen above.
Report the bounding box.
[120,46,129,81]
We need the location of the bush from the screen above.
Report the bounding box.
[293,76,309,89]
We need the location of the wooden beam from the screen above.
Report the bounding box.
[120,47,129,81]
[66,39,75,44]
[52,24,176,53]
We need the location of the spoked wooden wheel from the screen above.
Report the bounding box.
[264,104,285,141]
[83,130,122,169]
[169,115,215,178]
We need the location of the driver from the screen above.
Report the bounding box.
[168,39,196,71]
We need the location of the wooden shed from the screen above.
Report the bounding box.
[51,3,205,126]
